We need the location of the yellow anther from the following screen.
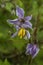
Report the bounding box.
[18,28,26,38]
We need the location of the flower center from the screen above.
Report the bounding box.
[20,19,25,23]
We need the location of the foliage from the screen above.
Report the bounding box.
[0,0,43,65]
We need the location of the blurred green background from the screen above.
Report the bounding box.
[0,0,43,65]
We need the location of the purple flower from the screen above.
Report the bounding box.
[26,44,40,59]
[7,6,32,29]
[7,6,32,39]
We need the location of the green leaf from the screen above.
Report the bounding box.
[16,0,24,8]
[3,59,11,65]
[5,3,13,12]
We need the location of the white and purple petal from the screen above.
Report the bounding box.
[15,25,20,31]
[25,15,32,21]
[26,44,33,50]
[25,21,32,29]
[21,21,32,29]
[32,47,40,59]
[16,6,24,18]
[26,31,30,39]
[11,31,18,38]
[26,44,33,55]
[7,19,20,25]
[24,31,30,40]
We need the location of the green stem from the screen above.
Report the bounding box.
[32,4,40,44]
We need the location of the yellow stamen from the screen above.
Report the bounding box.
[18,28,26,38]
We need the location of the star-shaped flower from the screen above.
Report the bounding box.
[7,6,32,39]
[26,43,40,59]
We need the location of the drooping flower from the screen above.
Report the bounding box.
[11,27,30,39]
[26,43,40,59]
[7,6,32,39]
